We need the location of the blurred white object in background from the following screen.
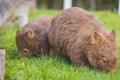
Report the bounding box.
[63,0,72,9]
[119,0,120,16]
[14,5,29,27]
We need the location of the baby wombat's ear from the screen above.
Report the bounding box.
[27,29,35,39]
[90,32,103,44]
[110,30,116,39]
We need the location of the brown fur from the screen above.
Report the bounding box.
[16,15,53,57]
[48,7,118,72]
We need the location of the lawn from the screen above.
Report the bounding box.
[0,9,120,80]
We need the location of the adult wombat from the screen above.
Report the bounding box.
[16,15,53,57]
[48,7,118,71]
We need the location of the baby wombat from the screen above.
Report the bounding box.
[16,15,53,57]
[48,7,118,72]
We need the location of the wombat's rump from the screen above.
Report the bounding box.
[48,7,118,71]
[16,15,53,57]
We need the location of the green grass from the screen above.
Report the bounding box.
[0,9,120,80]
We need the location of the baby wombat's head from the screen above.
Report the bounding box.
[86,30,118,72]
[16,28,46,57]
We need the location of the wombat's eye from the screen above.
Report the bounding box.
[23,48,29,53]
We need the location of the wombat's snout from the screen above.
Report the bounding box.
[104,64,117,72]
[105,67,117,72]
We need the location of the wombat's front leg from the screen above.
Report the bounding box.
[69,53,88,66]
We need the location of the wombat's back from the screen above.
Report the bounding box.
[48,7,109,56]
[22,15,53,33]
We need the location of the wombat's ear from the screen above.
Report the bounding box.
[90,32,103,44]
[111,30,116,39]
[27,29,35,39]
